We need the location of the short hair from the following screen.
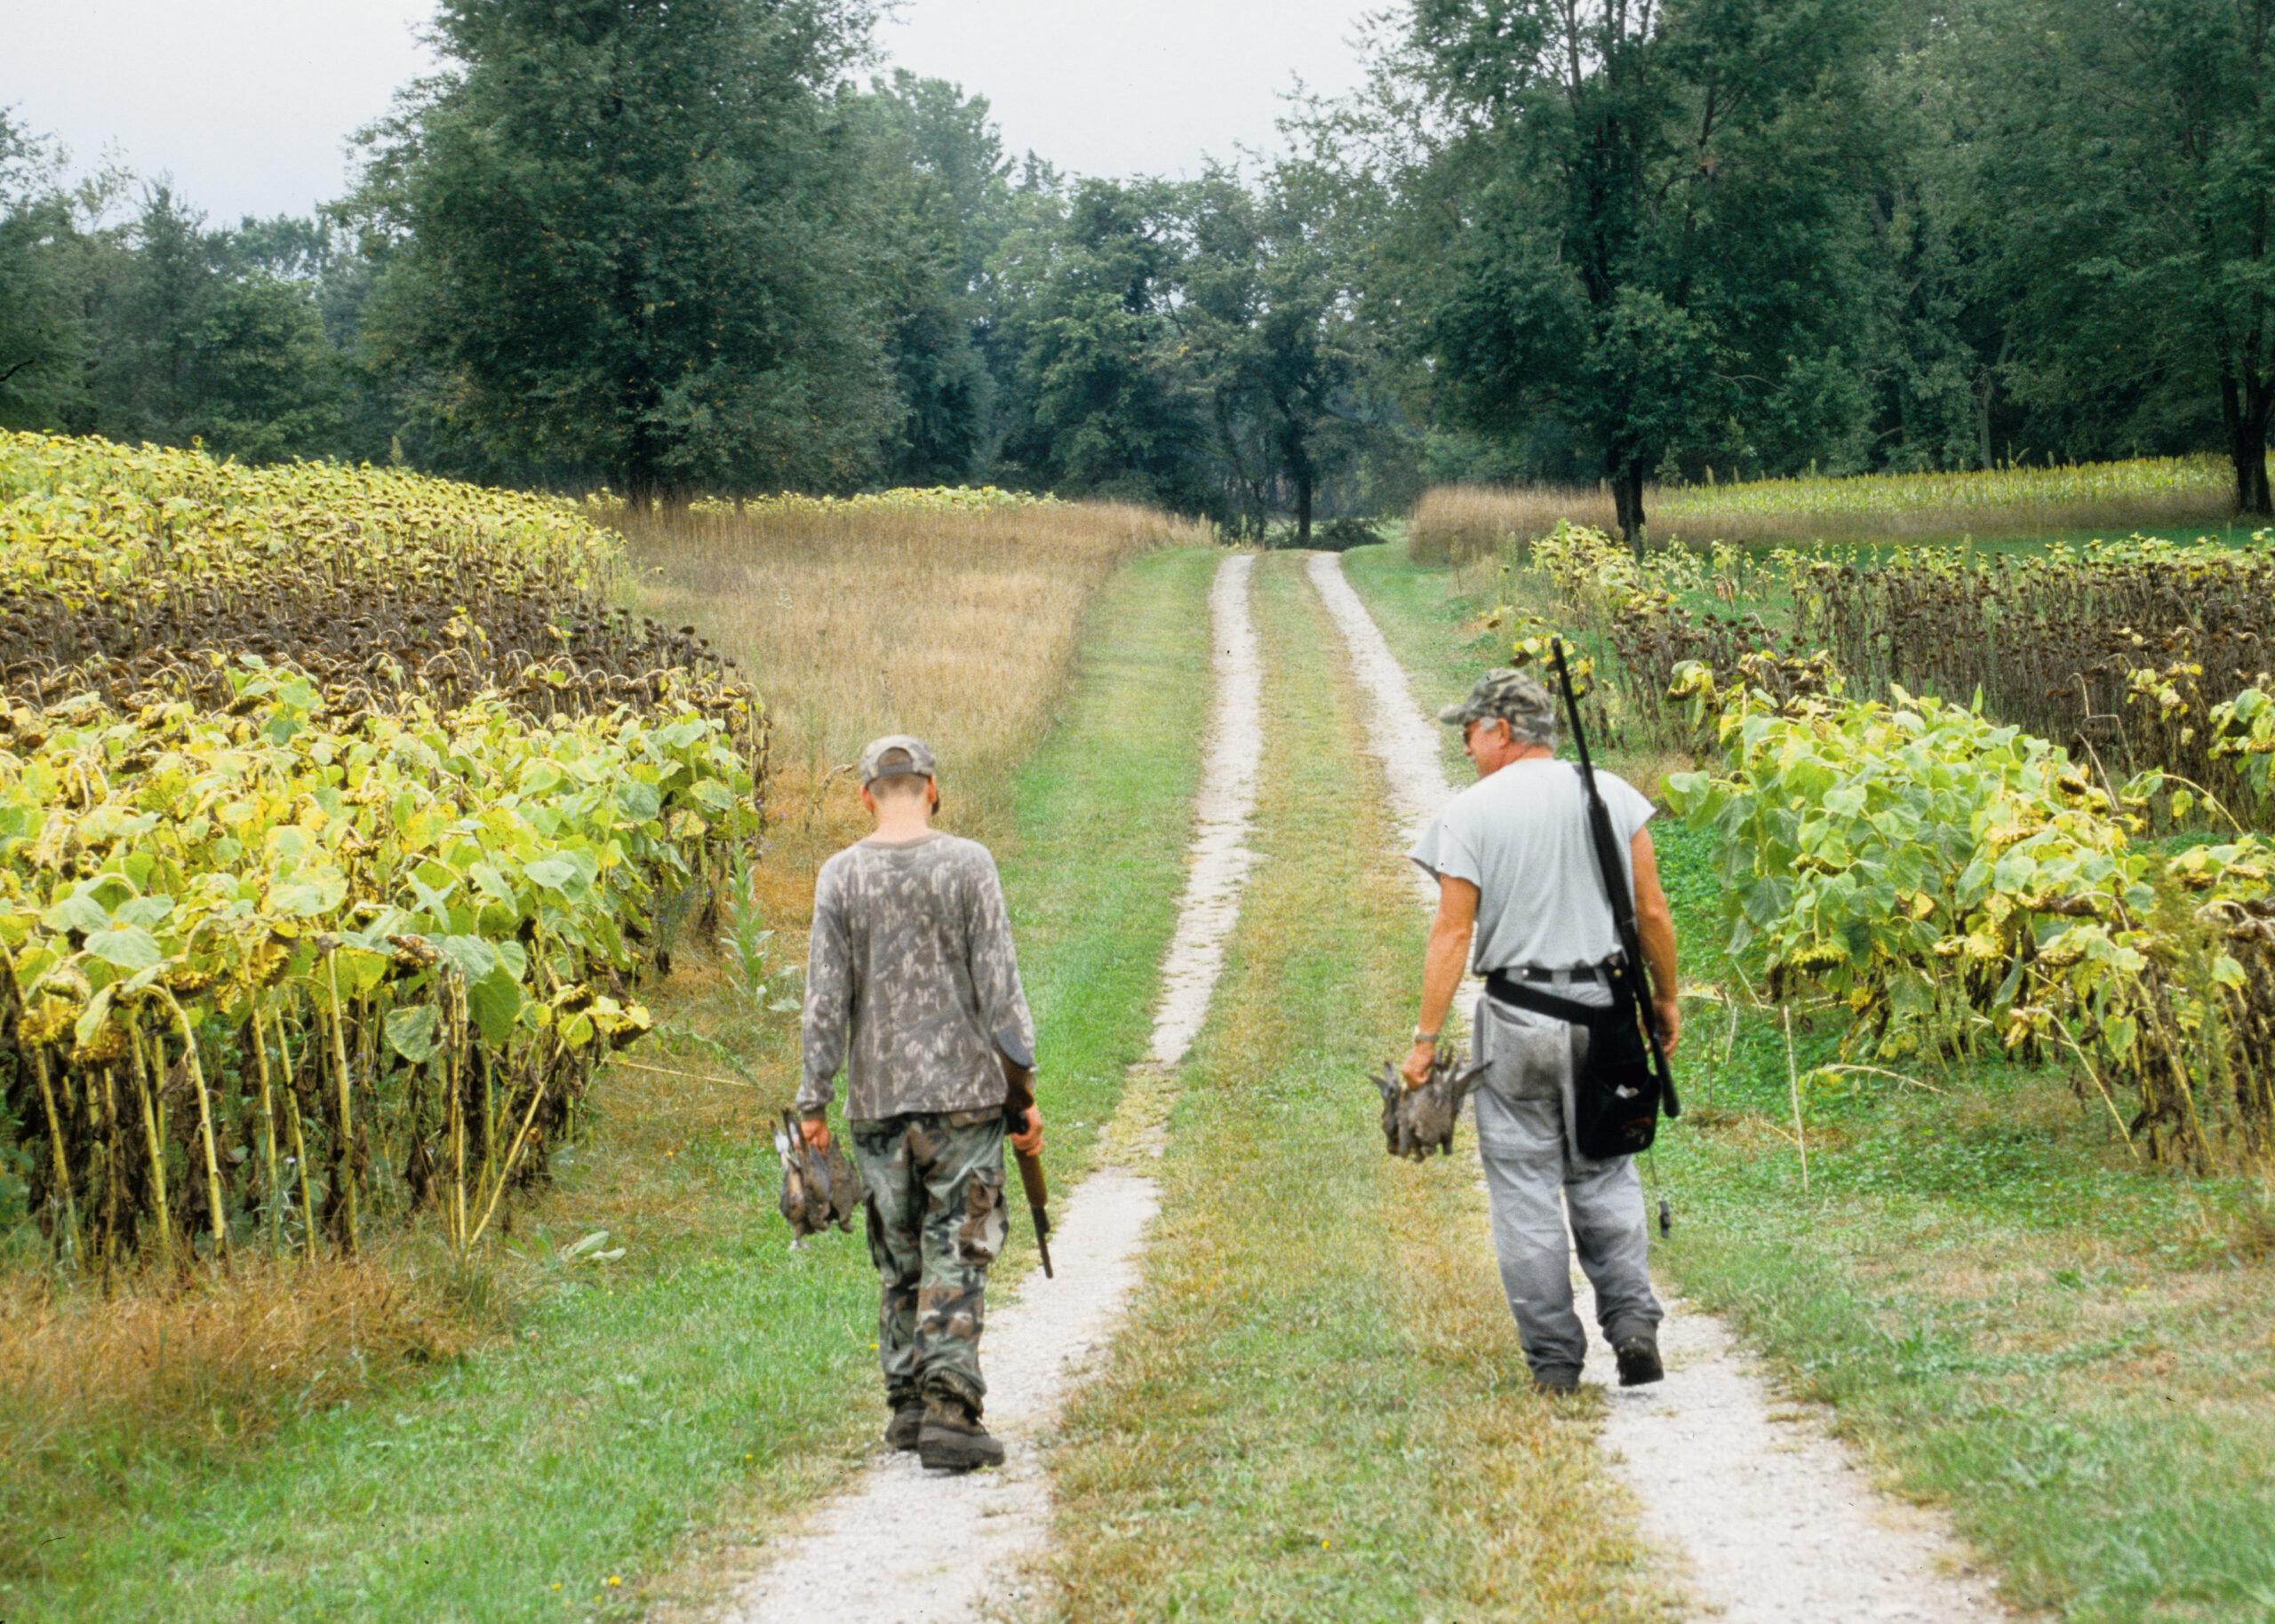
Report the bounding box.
[869,764,931,800]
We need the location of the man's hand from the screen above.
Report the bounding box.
[1009,1105,1042,1157]
[800,1116,830,1153]
[1652,997,1682,1056]
[1400,1039,1439,1092]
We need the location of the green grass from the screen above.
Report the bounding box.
[1043,554,1674,1622]
[1339,540,1507,783]
[1345,534,2275,1624]
[0,546,1219,1624]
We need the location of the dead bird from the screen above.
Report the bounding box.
[773,1108,860,1243]
[1372,1050,1486,1161]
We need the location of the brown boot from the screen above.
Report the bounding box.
[884,1397,925,1452]
[917,1395,1004,1472]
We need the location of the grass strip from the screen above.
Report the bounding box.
[1345,536,2275,1624]
[0,545,1217,1624]
[1338,540,1503,781]
[1043,553,1670,1622]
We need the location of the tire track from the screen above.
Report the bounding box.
[713,553,1260,1624]
[1305,550,2011,1623]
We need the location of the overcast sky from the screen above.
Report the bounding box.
[2,0,1386,227]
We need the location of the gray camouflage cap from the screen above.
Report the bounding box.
[1437,668,1557,740]
[858,734,938,786]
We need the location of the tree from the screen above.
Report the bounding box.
[1954,0,2275,513]
[351,0,898,498]
[86,187,216,446]
[1172,162,1385,544]
[65,189,347,463]
[180,274,347,463]
[854,72,1015,484]
[990,176,1216,511]
[0,112,84,429]
[1366,0,1886,548]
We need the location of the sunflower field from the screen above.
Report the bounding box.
[0,434,770,1272]
[1510,519,2275,1174]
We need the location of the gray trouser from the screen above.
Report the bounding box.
[1472,990,1663,1376]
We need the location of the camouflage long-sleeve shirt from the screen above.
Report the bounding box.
[798,831,1035,1122]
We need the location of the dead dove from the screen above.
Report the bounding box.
[1372,1049,1486,1161]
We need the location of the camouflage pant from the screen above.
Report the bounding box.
[850,1111,1008,1414]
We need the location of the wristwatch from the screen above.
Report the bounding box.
[1412,1028,1440,1047]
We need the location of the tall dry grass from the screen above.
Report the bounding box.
[1409,456,2241,562]
[616,499,1201,798]
[1408,484,1616,563]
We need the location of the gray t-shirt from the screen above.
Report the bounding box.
[1408,758,1655,973]
[799,830,1034,1121]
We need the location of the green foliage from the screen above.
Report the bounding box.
[0,433,774,1267]
[1668,668,2275,1172]
[1664,673,2124,1049]
[1,663,760,1267]
[1949,0,2275,512]
[2213,683,2275,815]
[84,190,347,463]
[990,177,1219,513]
[349,0,898,498]
[1376,0,1893,543]
[853,71,1014,486]
[1170,162,1394,542]
[0,114,83,432]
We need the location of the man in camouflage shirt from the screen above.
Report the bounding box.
[798,735,1042,1471]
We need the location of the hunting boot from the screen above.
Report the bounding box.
[885,1396,925,1452]
[917,1395,1004,1472]
[1614,1332,1664,1388]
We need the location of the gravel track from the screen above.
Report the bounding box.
[714,554,1262,1624]
[1306,551,2013,1622]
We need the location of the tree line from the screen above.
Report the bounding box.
[4,0,2271,543]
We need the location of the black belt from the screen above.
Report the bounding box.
[1485,961,1613,1011]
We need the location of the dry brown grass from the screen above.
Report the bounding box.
[615,499,1206,800]
[0,1254,462,1461]
[615,494,1205,959]
[1409,484,1618,564]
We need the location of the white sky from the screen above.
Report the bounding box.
[1,0,1386,227]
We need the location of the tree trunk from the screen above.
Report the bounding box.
[1295,466,1314,548]
[1609,455,1648,556]
[624,376,663,512]
[2221,369,2275,517]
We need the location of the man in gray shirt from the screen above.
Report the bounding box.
[798,735,1042,1469]
[1403,670,1681,1393]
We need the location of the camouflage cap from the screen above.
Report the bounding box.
[858,734,938,786]
[1437,668,1557,739]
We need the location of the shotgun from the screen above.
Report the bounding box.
[996,1028,1052,1278]
[1548,639,1680,1120]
